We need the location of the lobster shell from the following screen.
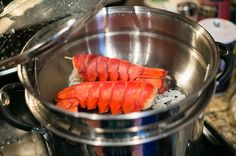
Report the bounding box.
[71,54,168,93]
[56,81,156,115]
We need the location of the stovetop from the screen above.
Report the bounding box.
[0,76,235,156]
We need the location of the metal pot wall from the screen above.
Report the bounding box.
[0,6,234,156]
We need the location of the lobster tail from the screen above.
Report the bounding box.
[70,54,168,91]
[57,99,79,112]
[142,67,167,79]
[56,85,77,101]
[56,81,156,115]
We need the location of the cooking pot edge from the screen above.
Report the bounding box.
[17,6,221,120]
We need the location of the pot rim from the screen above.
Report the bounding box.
[18,6,219,120]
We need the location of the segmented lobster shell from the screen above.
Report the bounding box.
[56,81,156,115]
[72,54,168,92]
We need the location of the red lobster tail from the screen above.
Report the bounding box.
[109,81,125,115]
[142,67,167,79]
[98,82,113,113]
[122,81,140,113]
[72,54,168,91]
[108,58,120,81]
[84,55,98,82]
[56,81,156,115]
[73,54,87,73]
[87,82,100,110]
[56,99,79,112]
[137,81,156,110]
[97,56,109,81]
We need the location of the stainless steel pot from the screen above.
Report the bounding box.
[0,6,233,156]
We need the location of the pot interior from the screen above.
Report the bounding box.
[20,6,218,115]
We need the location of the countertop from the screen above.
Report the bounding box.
[205,69,236,149]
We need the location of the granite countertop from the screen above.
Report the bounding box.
[205,69,236,149]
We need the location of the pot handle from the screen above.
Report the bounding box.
[215,42,234,90]
[0,83,47,135]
